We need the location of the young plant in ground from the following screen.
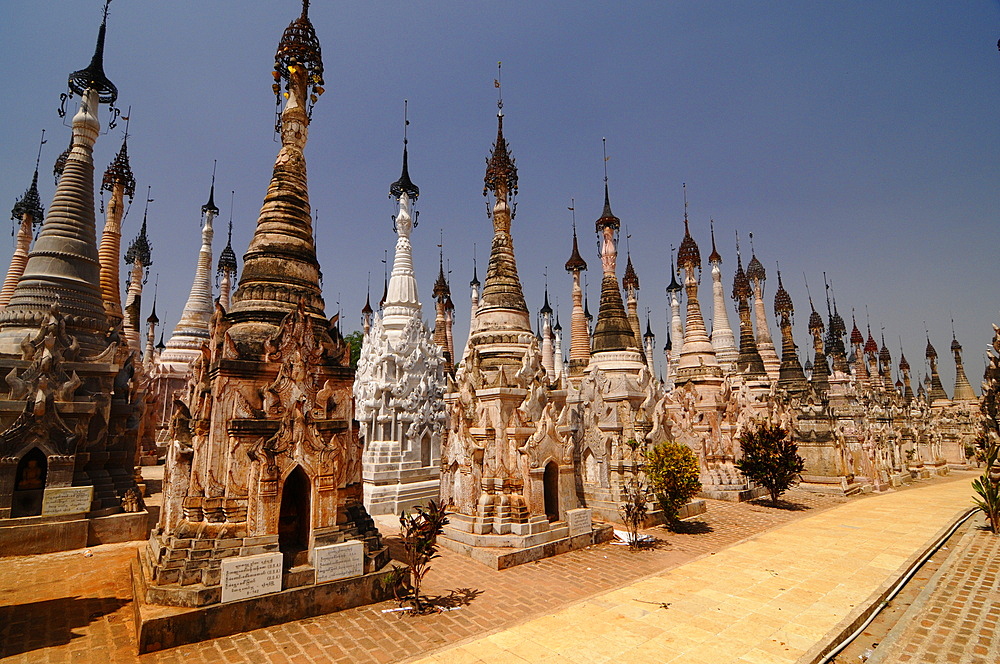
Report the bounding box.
[735,421,804,505]
[395,499,449,613]
[972,442,1000,534]
[618,438,649,549]
[644,440,702,530]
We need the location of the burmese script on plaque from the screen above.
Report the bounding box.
[315,540,365,583]
[41,486,94,516]
[220,552,282,602]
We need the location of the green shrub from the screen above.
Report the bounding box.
[735,422,804,504]
[644,441,702,529]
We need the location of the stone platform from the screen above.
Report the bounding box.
[0,509,149,557]
[130,548,404,653]
[438,522,614,570]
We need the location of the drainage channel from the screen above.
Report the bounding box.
[816,507,977,664]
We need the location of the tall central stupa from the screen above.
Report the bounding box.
[137,2,393,649]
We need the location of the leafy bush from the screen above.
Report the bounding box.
[735,422,804,504]
[644,441,702,529]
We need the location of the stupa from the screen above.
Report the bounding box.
[135,2,394,651]
[440,78,607,568]
[147,173,219,455]
[0,0,148,555]
[354,123,447,516]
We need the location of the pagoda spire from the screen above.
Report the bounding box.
[564,205,590,376]
[228,0,327,333]
[159,165,218,365]
[216,191,238,310]
[622,233,645,363]
[0,2,118,353]
[460,249,480,364]
[382,103,424,339]
[733,232,766,377]
[475,64,530,336]
[773,266,806,392]
[806,278,829,393]
[951,325,976,401]
[144,280,159,369]
[433,246,452,366]
[926,333,949,402]
[898,339,914,402]
[666,245,683,388]
[746,232,778,380]
[675,184,722,384]
[123,189,153,353]
[540,278,555,378]
[1,130,47,309]
[97,115,135,326]
[591,139,639,355]
[707,219,737,369]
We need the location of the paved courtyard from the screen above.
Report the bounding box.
[0,471,986,663]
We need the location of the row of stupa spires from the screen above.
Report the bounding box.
[349,120,979,403]
[3,0,970,405]
[4,125,241,373]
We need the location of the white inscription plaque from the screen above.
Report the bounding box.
[566,508,593,537]
[41,486,93,516]
[221,552,282,603]
[314,540,364,583]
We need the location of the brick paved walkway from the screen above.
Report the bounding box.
[0,472,977,663]
[867,513,1000,664]
[409,474,978,664]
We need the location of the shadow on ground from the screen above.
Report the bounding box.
[0,595,128,658]
[670,519,714,534]
[748,498,810,511]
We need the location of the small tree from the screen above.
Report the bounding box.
[645,441,702,529]
[344,330,364,370]
[395,500,449,613]
[735,421,804,504]
[619,439,649,549]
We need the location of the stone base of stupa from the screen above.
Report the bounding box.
[580,486,707,526]
[130,546,403,653]
[698,483,769,502]
[438,510,613,570]
[362,473,440,517]
[0,509,149,557]
[798,474,868,496]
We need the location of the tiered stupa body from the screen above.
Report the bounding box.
[354,140,447,517]
[0,4,147,554]
[665,252,683,390]
[147,180,219,456]
[142,4,391,613]
[926,337,950,404]
[440,96,598,566]
[934,333,979,466]
[572,178,660,523]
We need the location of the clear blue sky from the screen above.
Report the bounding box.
[2,1,998,392]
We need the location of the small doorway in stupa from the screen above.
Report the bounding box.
[420,432,431,467]
[543,461,559,522]
[278,466,311,569]
[11,448,47,517]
